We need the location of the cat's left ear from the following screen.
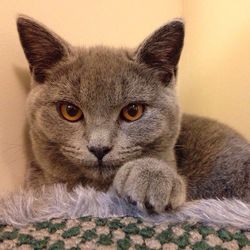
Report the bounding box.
[17,15,72,83]
[136,20,184,84]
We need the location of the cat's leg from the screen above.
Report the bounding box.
[113,158,186,213]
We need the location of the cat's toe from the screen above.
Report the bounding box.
[165,204,173,212]
[168,176,186,209]
[127,196,137,206]
[144,201,155,214]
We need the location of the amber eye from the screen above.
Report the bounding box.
[57,102,83,122]
[121,104,144,122]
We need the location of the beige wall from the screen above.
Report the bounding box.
[0,1,250,195]
[179,0,250,139]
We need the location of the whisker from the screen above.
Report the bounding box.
[61,148,79,154]
[0,144,25,154]
[120,145,142,151]
[60,145,83,154]
[62,143,81,151]
[3,155,28,166]
[119,149,142,156]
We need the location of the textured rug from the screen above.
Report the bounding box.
[0,217,250,249]
[0,184,249,249]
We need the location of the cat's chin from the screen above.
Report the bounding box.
[79,161,121,182]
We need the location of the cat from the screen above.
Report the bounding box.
[16,16,250,214]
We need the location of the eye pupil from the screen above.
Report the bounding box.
[66,105,78,117]
[127,105,138,117]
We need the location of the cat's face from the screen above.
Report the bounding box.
[17,16,184,184]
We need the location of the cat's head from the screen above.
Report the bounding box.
[17,16,184,185]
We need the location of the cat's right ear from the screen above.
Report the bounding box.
[17,15,71,83]
[135,20,184,85]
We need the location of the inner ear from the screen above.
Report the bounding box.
[136,20,184,84]
[17,16,71,83]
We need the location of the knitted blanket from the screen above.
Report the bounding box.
[1,218,249,249]
[0,184,249,249]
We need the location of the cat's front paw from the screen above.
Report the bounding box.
[113,158,186,213]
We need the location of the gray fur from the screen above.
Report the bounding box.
[0,184,249,229]
[176,114,250,202]
[14,16,250,216]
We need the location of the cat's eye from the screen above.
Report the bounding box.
[57,102,83,122]
[121,104,144,122]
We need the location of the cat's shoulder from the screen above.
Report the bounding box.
[179,113,249,146]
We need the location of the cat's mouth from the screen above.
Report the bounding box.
[87,160,121,170]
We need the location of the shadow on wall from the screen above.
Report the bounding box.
[0,66,31,196]
[13,66,31,94]
[14,66,33,182]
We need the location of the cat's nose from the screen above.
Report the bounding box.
[88,146,112,161]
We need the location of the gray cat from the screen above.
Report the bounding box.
[17,16,250,214]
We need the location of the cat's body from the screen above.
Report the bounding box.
[177,114,250,201]
[17,16,250,213]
